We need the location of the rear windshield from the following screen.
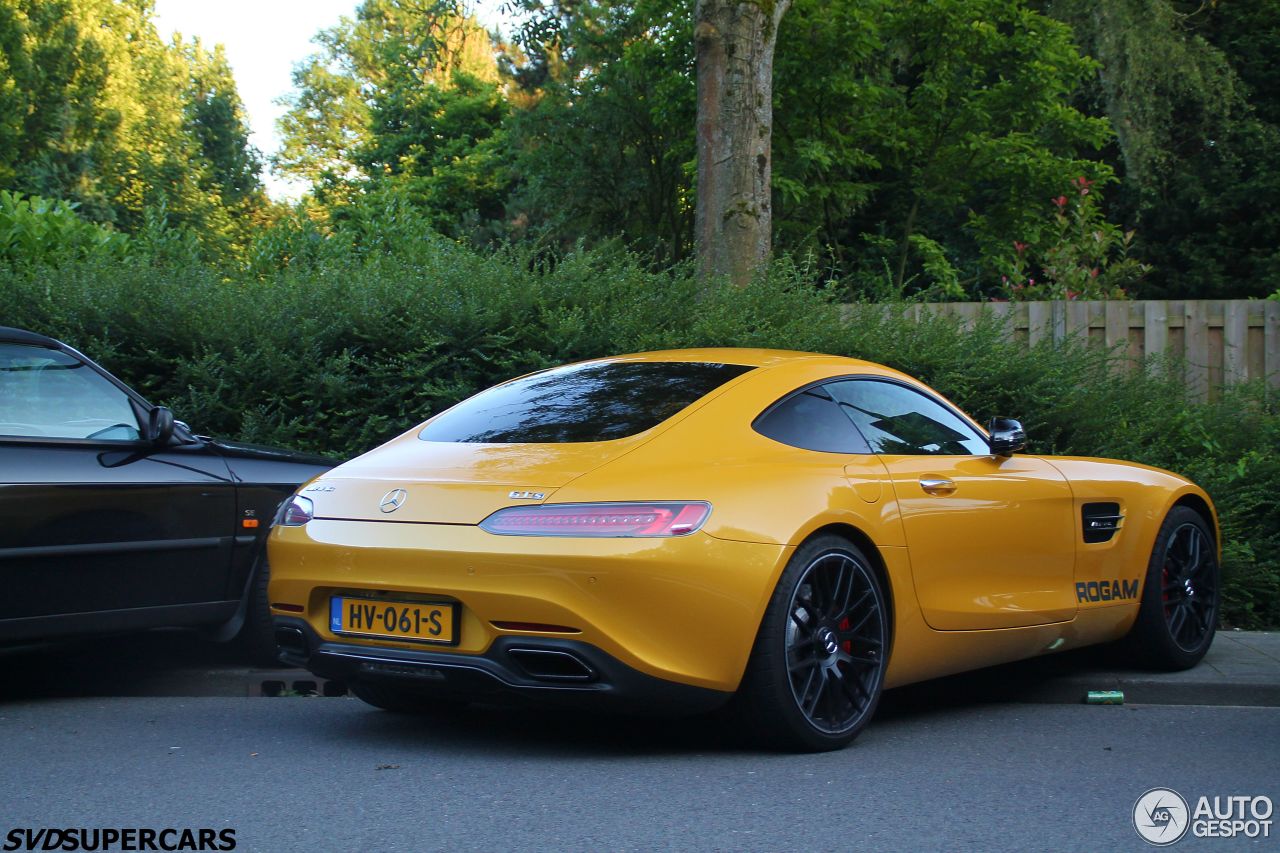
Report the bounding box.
[419,361,754,443]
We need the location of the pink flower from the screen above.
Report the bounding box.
[1053,196,1068,209]
[1013,241,1028,255]
[1090,267,1100,279]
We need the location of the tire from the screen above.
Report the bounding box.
[735,534,889,752]
[350,681,469,716]
[1126,506,1219,671]
[234,555,284,668]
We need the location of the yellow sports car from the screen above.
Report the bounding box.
[267,349,1219,750]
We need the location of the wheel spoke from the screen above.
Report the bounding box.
[822,673,844,724]
[826,563,848,618]
[802,669,825,717]
[1186,529,1202,577]
[814,561,837,609]
[795,665,819,709]
[838,650,879,668]
[839,631,881,648]
[837,667,871,705]
[844,598,878,635]
[1189,600,1212,633]
[788,647,818,673]
[839,569,860,617]
[1168,604,1189,643]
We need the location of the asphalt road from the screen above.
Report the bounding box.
[1,695,1276,851]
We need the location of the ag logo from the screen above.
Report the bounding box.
[1134,787,1190,846]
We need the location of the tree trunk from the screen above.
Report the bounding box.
[694,0,790,287]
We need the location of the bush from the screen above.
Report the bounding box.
[0,191,130,266]
[1,234,1275,628]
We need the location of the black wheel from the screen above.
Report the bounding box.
[1127,506,1219,670]
[234,555,283,667]
[736,534,888,752]
[350,681,469,716]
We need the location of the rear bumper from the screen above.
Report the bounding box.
[267,519,788,692]
[274,616,731,714]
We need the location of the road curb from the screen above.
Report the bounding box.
[1013,675,1280,707]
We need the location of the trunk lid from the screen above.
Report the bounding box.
[304,433,644,524]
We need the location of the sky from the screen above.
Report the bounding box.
[151,1,506,200]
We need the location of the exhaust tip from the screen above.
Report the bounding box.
[274,626,309,657]
[507,647,596,682]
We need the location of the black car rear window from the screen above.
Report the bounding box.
[419,361,754,443]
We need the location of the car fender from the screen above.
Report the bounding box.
[1041,456,1219,611]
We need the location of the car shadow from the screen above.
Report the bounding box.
[323,645,1126,757]
[0,628,1140,756]
[0,628,276,699]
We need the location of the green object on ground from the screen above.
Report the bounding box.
[1085,690,1125,705]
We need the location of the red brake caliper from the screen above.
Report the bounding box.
[839,616,851,652]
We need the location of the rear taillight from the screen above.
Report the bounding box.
[278,495,314,527]
[479,502,711,538]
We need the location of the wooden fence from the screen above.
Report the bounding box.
[883,299,1279,401]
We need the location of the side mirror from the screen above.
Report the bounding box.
[147,406,175,446]
[988,417,1026,457]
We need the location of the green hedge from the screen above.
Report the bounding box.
[2,241,1276,628]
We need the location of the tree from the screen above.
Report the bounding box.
[356,69,511,237]
[0,0,266,260]
[773,0,1113,298]
[276,0,508,229]
[507,0,697,262]
[180,40,265,209]
[274,49,369,191]
[1039,0,1280,297]
[693,0,790,286]
[0,0,120,220]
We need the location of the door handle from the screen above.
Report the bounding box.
[919,477,956,495]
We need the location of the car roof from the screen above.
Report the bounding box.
[586,347,881,371]
[0,326,62,348]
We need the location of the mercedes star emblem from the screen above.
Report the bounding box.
[379,488,408,513]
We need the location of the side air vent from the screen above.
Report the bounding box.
[1082,502,1123,544]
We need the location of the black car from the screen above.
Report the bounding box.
[0,327,333,662]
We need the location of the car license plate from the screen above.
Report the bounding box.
[330,596,458,645]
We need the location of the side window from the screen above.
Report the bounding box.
[753,386,871,454]
[827,379,987,456]
[0,343,142,441]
